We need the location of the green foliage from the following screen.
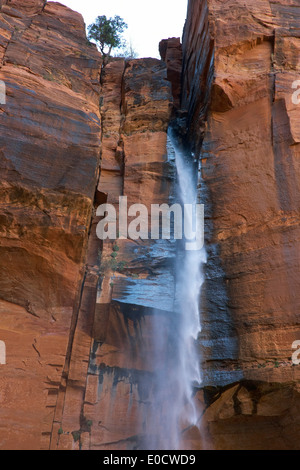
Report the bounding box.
[58,427,64,435]
[72,430,81,443]
[117,261,127,272]
[98,242,130,276]
[86,419,93,431]
[87,15,128,58]
[99,253,128,275]
[110,259,128,273]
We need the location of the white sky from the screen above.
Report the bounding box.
[57,0,188,58]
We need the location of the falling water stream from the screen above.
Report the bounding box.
[143,128,206,450]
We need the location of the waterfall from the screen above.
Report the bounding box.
[173,129,207,429]
[143,128,206,450]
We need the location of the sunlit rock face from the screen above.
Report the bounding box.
[55,57,175,451]
[1,0,300,451]
[0,0,175,449]
[159,37,182,109]
[0,0,102,317]
[0,0,102,449]
[180,0,300,450]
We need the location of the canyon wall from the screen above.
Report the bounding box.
[1,0,300,451]
[180,0,300,449]
[0,0,103,449]
[0,0,175,450]
[52,57,175,451]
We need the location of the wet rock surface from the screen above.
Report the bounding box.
[181,0,300,449]
[0,0,300,451]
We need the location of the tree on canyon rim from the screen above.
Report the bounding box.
[87,15,128,64]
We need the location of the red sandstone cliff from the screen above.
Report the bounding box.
[0,0,103,449]
[179,0,300,450]
[0,0,300,452]
[0,0,174,450]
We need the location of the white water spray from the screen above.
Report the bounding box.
[143,130,206,450]
[173,130,207,430]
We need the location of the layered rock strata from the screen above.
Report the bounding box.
[53,57,174,450]
[159,37,182,109]
[0,0,174,450]
[0,0,102,450]
[1,0,300,451]
[180,0,300,450]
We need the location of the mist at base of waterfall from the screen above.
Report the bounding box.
[141,129,206,450]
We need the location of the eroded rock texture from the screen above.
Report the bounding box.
[0,0,102,449]
[0,0,174,450]
[180,0,300,450]
[159,37,182,109]
[52,58,174,451]
[1,0,300,452]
